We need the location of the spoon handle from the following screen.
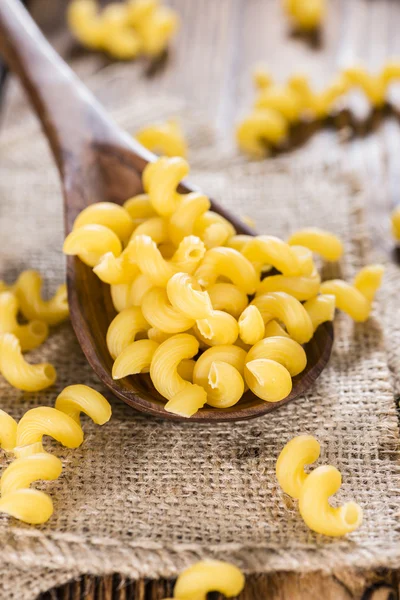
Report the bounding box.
[0,0,151,175]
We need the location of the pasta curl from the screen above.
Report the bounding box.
[106,306,150,358]
[195,247,258,294]
[143,156,188,217]
[276,435,363,536]
[172,560,245,600]
[251,292,314,344]
[288,228,344,262]
[0,333,56,392]
[135,119,187,158]
[0,292,49,351]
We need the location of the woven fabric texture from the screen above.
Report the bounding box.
[0,76,399,600]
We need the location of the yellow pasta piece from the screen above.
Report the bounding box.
[129,273,155,306]
[252,292,314,344]
[288,228,344,261]
[173,560,245,600]
[54,384,112,426]
[238,305,265,345]
[177,358,195,382]
[110,282,136,313]
[0,410,18,452]
[242,236,312,276]
[130,216,169,245]
[16,407,83,451]
[167,273,213,320]
[225,234,254,253]
[0,333,56,392]
[299,465,363,536]
[0,453,62,524]
[193,212,235,250]
[254,80,302,122]
[288,74,349,119]
[99,3,141,60]
[391,206,400,241]
[195,247,258,294]
[343,66,387,108]
[168,192,211,246]
[256,269,320,301]
[276,434,320,498]
[8,271,69,325]
[106,306,150,358]
[135,119,187,158]
[170,235,206,274]
[143,157,188,217]
[112,339,159,379]
[67,0,104,48]
[245,336,306,402]
[236,108,288,158]
[382,60,400,83]
[283,0,326,31]
[129,234,177,285]
[193,345,246,408]
[150,334,207,416]
[207,283,248,318]
[264,320,290,338]
[0,292,48,352]
[127,0,179,56]
[123,193,157,228]
[141,287,195,333]
[320,264,384,322]
[195,310,239,346]
[246,336,307,376]
[253,66,273,90]
[63,224,122,267]
[147,327,173,344]
[73,201,134,244]
[93,249,139,285]
[303,294,336,331]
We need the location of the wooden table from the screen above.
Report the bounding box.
[3,0,399,598]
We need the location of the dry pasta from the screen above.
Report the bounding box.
[0,333,56,392]
[170,560,245,600]
[0,385,111,524]
[320,264,384,322]
[66,154,383,417]
[276,435,363,536]
[1,270,69,325]
[68,0,178,60]
[0,292,48,352]
[135,119,187,158]
[392,206,400,241]
[282,0,326,31]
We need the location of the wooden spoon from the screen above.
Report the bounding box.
[0,0,333,422]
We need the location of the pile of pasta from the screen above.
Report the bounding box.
[67,0,179,60]
[63,156,384,418]
[237,62,400,158]
[277,435,362,536]
[0,272,69,392]
[161,560,245,600]
[0,384,111,524]
[283,0,326,32]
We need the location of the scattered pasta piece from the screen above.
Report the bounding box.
[276,435,363,536]
[391,206,400,241]
[237,62,400,157]
[0,385,111,525]
[0,333,56,392]
[288,228,344,262]
[0,292,49,351]
[283,0,326,31]
[171,560,245,600]
[320,264,384,322]
[68,0,179,60]
[135,119,187,157]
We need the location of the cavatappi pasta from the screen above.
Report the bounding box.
[67,0,179,60]
[162,560,245,600]
[64,156,383,417]
[0,385,111,524]
[135,119,187,158]
[282,0,326,31]
[237,62,400,157]
[276,435,363,536]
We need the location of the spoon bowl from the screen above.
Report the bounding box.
[0,0,333,421]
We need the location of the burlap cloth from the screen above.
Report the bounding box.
[0,68,400,599]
